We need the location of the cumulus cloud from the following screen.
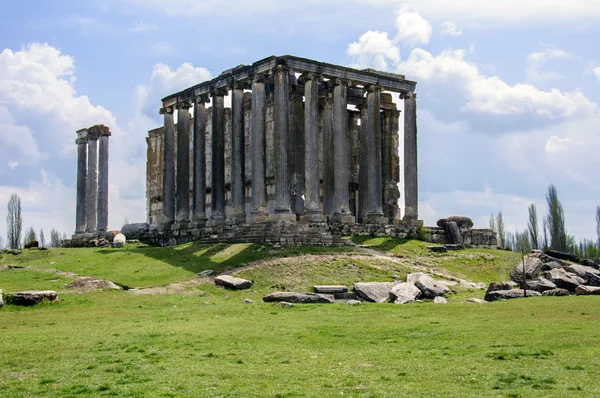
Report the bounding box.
[440,21,462,36]
[593,66,600,81]
[525,46,574,81]
[394,5,432,45]
[347,31,400,71]
[545,135,583,154]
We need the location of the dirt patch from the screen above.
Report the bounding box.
[131,279,204,295]
[65,277,122,292]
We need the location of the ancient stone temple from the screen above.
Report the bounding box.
[73,124,111,239]
[145,55,421,245]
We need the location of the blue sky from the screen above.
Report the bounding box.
[1,0,600,244]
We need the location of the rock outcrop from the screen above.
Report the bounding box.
[354,282,399,303]
[389,283,421,304]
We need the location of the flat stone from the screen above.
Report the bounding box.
[334,292,358,300]
[541,261,565,271]
[64,277,121,292]
[465,298,487,304]
[346,300,361,305]
[5,291,58,306]
[433,296,448,304]
[279,301,294,307]
[542,288,570,296]
[389,282,421,304]
[575,285,600,295]
[263,292,334,304]
[313,285,348,294]
[354,282,399,303]
[486,281,518,293]
[459,280,487,290]
[443,244,464,251]
[544,268,581,292]
[214,275,253,290]
[485,289,541,302]
[196,270,214,277]
[524,277,557,293]
[407,273,449,298]
[242,299,254,304]
[427,246,447,253]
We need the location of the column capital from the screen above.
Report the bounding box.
[88,124,111,137]
[159,105,174,115]
[364,84,383,93]
[230,80,251,90]
[331,77,349,86]
[87,129,100,141]
[272,64,291,73]
[194,94,210,104]
[175,100,193,109]
[76,128,88,141]
[210,87,229,97]
[400,91,416,100]
[298,72,322,84]
[252,73,268,84]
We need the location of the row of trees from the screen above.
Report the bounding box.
[3,193,66,249]
[490,184,600,261]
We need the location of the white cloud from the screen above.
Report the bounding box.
[525,46,573,81]
[8,161,19,169]
[545,135,583,154]
[394,5,432,46]
[347,31,400,70]
[440,21,462,36]
[593,66,600,82]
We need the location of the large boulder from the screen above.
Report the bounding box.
[354,282,399,303]
[541,261,565,271]
[112,233,126,248]
[544,268,582,292]
[580,259,598,269]
[566,264,600,286]
[486,281,518,293]
[436,216,474,230]
[510,255,543,282]
[214,275,253,290]
[389,283,421,304]
[524,277,557,293]
[263,292,334,304]
[485,289,541,302]
[24,240,39,249]
[407,273,449,298]
[120,223,150,239]
[575,285,600,295]
[544,249,579,263]
[443,221,464,245]
[4,291,58,306]
[542,288,570,297]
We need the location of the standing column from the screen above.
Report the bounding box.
[349,111,361,217]
[97,126,111,234]
[272,64,294,220]
[331,78,353,223]
[211,88,228,224]
[230,82,246,224]
[85,129,99,234]
[290,80,305,215]
[74,129,88,235]
[402,91,419,220]
[193,95,209,224]
[250,74,268,221]
[301,73,322,221]
[322,90,334,216]
[357,103,368,222]
[365,85,385,223]
[175,101,192,225]
[160,106,175,227]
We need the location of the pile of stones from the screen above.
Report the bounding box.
[485,250,600,301]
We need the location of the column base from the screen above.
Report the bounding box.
[159,220,174,232]
[330,214,355,224]
[300,212,325,223]
[174,220,190,230]
[190,217,208,228]
[269,213,296,222]
[209,216,227,226]
[228,213,247,225]
[249,207,269,223]
[365,213,386,224]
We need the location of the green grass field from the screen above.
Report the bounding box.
[1,239,599,397]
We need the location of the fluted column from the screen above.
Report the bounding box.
[97,126,111,233]
[322,91,334,216]
[175,101,191,224]
[230,82,246,224]
[331,78,353,223]
[160,106,175,227]
[193,95,209,224]
[382,108,401,223]
[365,85,385,223]
[402,91,418,220]
[357,104,368,222]
[211,88,228,224]
[300,73,322,221]
[250,74,268,221]
[74,129,88,235]
[85,129,99,233]
[290,78,305,216]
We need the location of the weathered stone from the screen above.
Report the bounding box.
[243,299,254,304]
[137,244,149,248]
[439,280,458,287]
[427,245,447,253]
[5,291,58,306]
[334,292,358,300]
[263,292,334,304]
[580,259,598,269]
[544,249,579,263]
[120,223,150,237]
[575,285,600,295]
[510,255,543,282]
[112,233,126,248]
[313,285,348,294]
[541,288,570,296]
[443,244,465,250]
[566,264,600,286]
[465,298,487,304]
[196,270,214,277]
[544,268,581,292]
[214,275,253,290]
[485,289,541,301]
[541,261,565,271]
[407,273,449,298]
[433,296,448,304]
[279,301,294,307]
[354,282,399,303]
[346,300,361,305]
[486,281,518,296]
[389,282,421,304]
[524,277,557,293]
[24,240,39,249]
[0,289,3,308]
[65,277,121,291]
[436,216,474,229]
[459,280,487,290]
[443,221,463,245]
[8,249,22,255]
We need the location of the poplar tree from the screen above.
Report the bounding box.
[527,203,539,250]
[546,184,567,252]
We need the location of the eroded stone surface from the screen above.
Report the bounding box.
[263,292,334,304]
[389,282,421,304]
[214,275,253,290]
[354,282,399,303]
[485,289,541,302]
[5,291,58,306]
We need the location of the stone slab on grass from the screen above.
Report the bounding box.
[214,275,253,290]
[313,285,348,294]
[263,292,335,304]
[354,282,399,303]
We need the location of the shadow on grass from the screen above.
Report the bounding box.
[351,236,414,252]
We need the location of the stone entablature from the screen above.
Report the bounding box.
[147,55,419,235]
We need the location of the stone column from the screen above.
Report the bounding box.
[193,95,209,224]
[175,101,192,225]
[322,90,334,217]
[160,106,175,227]
[365,85,385,223]
[290,80,305,216]
[357,103,368,222]
[85,129,99,234]
[272,65,294,221]
[402,91,418,220]
[74,129,88,235]
[348,111,361,217]
[250,74,268,222]
[301,73,322,221]
[230,82,246,224]
[97,126,111,234]
[211,88,228,224]
[331,78,353,223]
